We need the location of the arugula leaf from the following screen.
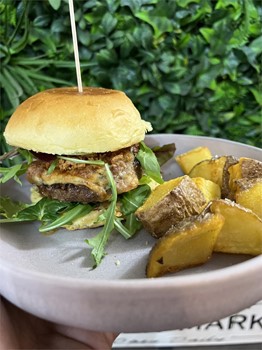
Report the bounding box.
[85,163,117,267]
[120,184,151,216]
[0,163,29,185]
[136,142,164,184]
[0,148,33,184]
[39,204,92,232]
[47,159,58,174]
[0,164,23,183]
[0,194,93,236]
[58,156,105,166]
[152,143,176,166]
[0,196,28,218]
[112,184,151,240]
[18,149,34,164]
[17,198,73,222]
[0,147,156,267]
[124,213,142,236]
[0,197,73,223]
[138,175,155,186]
[114,214,142,239]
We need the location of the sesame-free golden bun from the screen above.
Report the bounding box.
[4,87,152,155]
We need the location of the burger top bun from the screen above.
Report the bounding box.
[4,87,152,155]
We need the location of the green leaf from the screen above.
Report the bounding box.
[18,149,34,163]
[0,71,20,109]
[0,0,261,150]
[85,163,117,267]
[197,65,222,89]
[135,11,173,38]
[121,0,157,15]
[25,70,73,86]
[0,197,27,219]
[47,159,58,175]
[15,198,74,222]
[39,204,92,232]
[200,28,214,44]
[250,88,262,106]
[163,81,192,96]
[120,184,151,216]
[136,142,164,184]
[0,163,28,185]
[96,48,118,66]
[123,213,142,236]
[48,0,62,11]
[8,66,37,96]
[33,15,50,27]
[114,214,142,239]
[0,197,73,224]
[249,36,262,56]
[101,12,118,35]
[58,156,104,166]
[151,143,176,166]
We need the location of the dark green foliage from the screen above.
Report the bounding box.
[1,0,261,149]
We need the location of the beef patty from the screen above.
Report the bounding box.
[27,144,141,203]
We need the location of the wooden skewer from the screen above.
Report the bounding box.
[68,0,83,93]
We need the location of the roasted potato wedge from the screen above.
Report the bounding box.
[234,178,262,219]
[228,157,262,199]
[192,177,221,202]
[136,176,207,238]
[189,155,238,198]
[146,212,225,278]
[210,199,262,256]
[175,146,212,174]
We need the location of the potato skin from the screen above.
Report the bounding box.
[146,212,225,278]
[235,178,262,219]
[228,158,262,199]
[136,176,207,238]
[210,199,262,256]
[189,156,238,199]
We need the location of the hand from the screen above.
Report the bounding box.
[0,297,118,349]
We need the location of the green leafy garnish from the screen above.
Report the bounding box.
[152,143,176,166]
[120,184,151,216]
[39,204,92,232]
[0,143,159,268]
[0,163,29,185]
[58,156,105,166]
[113,184,151,239]
[114,214,142,239]
[0,148,34,184]
[0,196,28,218]
[136,142,164,184]
[47,159,58,175]
[0,197,74,223]
[18,149,34,163]
[85,163,117,267]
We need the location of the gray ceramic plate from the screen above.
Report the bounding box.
[1,134,262,333]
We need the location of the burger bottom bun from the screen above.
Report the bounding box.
[64,207,106,230]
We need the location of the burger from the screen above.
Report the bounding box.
[2,87,166,264]
[5,87,150,192]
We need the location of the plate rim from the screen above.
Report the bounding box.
[146,133,261,152]
[1,252,262,288]
[1,133,261,287]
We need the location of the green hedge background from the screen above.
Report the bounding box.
[1,0,261,153]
